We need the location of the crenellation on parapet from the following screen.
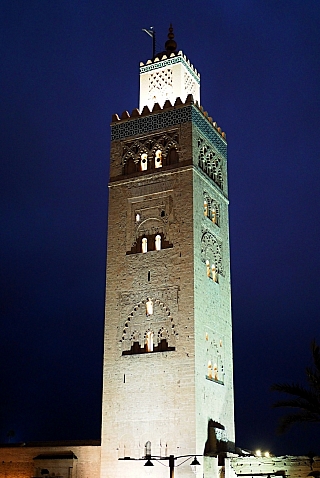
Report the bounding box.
[111,95,226,139]
[139,50,201,81]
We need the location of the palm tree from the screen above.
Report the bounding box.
[271,340,320,433]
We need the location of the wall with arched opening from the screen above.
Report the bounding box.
[120,299,177,355]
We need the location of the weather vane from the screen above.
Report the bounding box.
[142,26,156,58]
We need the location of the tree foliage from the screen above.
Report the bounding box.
[271,340,320,433]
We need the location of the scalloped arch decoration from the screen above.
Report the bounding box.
[201,231,223,275]
[120,298,177,354]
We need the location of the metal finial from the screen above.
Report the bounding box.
[165,23,177,52]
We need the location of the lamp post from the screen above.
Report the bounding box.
[169,455,175,478]
[120,453,201,477]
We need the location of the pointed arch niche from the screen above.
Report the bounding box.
[122,130,180,176]
[121,299,177,355]
[127,217,173,254]
[205,332,224,385]
[203,192,220,227]
[201,231,223,280]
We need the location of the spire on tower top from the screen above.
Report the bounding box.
[139,24,200,110]
[165,24,177,52]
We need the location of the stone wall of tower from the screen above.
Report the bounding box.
[191,121,235,454]
[100,98,233,478]
[193,170,235,451]
[102,108,197,478]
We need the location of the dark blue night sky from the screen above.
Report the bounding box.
[1,0,320,456]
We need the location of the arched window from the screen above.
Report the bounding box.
[208,361,212,379]
[145,441,152,457]
[146,298,153,316]
[155,149,162,168]
[136,213,140,222]
[212,264,218,282]
[204,200,208,217]
[142,237,148,253]
[125,158,136,175]
[213,363,218,381]
[211,207,216,224]
[141,153,148,171]
[146,331,153,352]
[167,147,178,165]
[155,234,161,251]
[206,260,210,277]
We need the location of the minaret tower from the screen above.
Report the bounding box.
[101,27,235,478]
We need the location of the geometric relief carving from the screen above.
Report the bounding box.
[120,298,177,355]
[205,333,224,385]
[148,69,173,107]
[184,71,196,98]
[111,105,226,157]
[201,231,223,275]
[111,106,192,141]
[120,286,178,307]
[122,130,179,175]
[191,108,227,157]
[197,135,224,190]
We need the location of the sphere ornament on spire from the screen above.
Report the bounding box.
[165,23,177,52]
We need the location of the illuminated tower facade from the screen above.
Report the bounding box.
[101,28,235,478]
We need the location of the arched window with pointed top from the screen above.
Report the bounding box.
[211,207,216,224]
[145,441,152,457]
[142,237,148,253]
[146,331,154,352]
[167,146,179,165]
[206,260,210,277]
[125,157,136,175]
[208,361,213,379]
[203,193,220,226]
[155,149,162,168]
[146,298,153,316]
[155,234,162,251]
[141,153,148,171]
[213,363,218,381]
[204,200,208,217]
[212,263,218,282]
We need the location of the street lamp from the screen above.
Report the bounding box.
[144,455,154,467]
[146,454,201,478]
[120,453,201,478]
[190,456,201,474]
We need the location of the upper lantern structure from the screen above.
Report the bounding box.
[139,25,200,111]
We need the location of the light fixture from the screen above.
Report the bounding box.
[190,456,200,474]
[144,458,154,467]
